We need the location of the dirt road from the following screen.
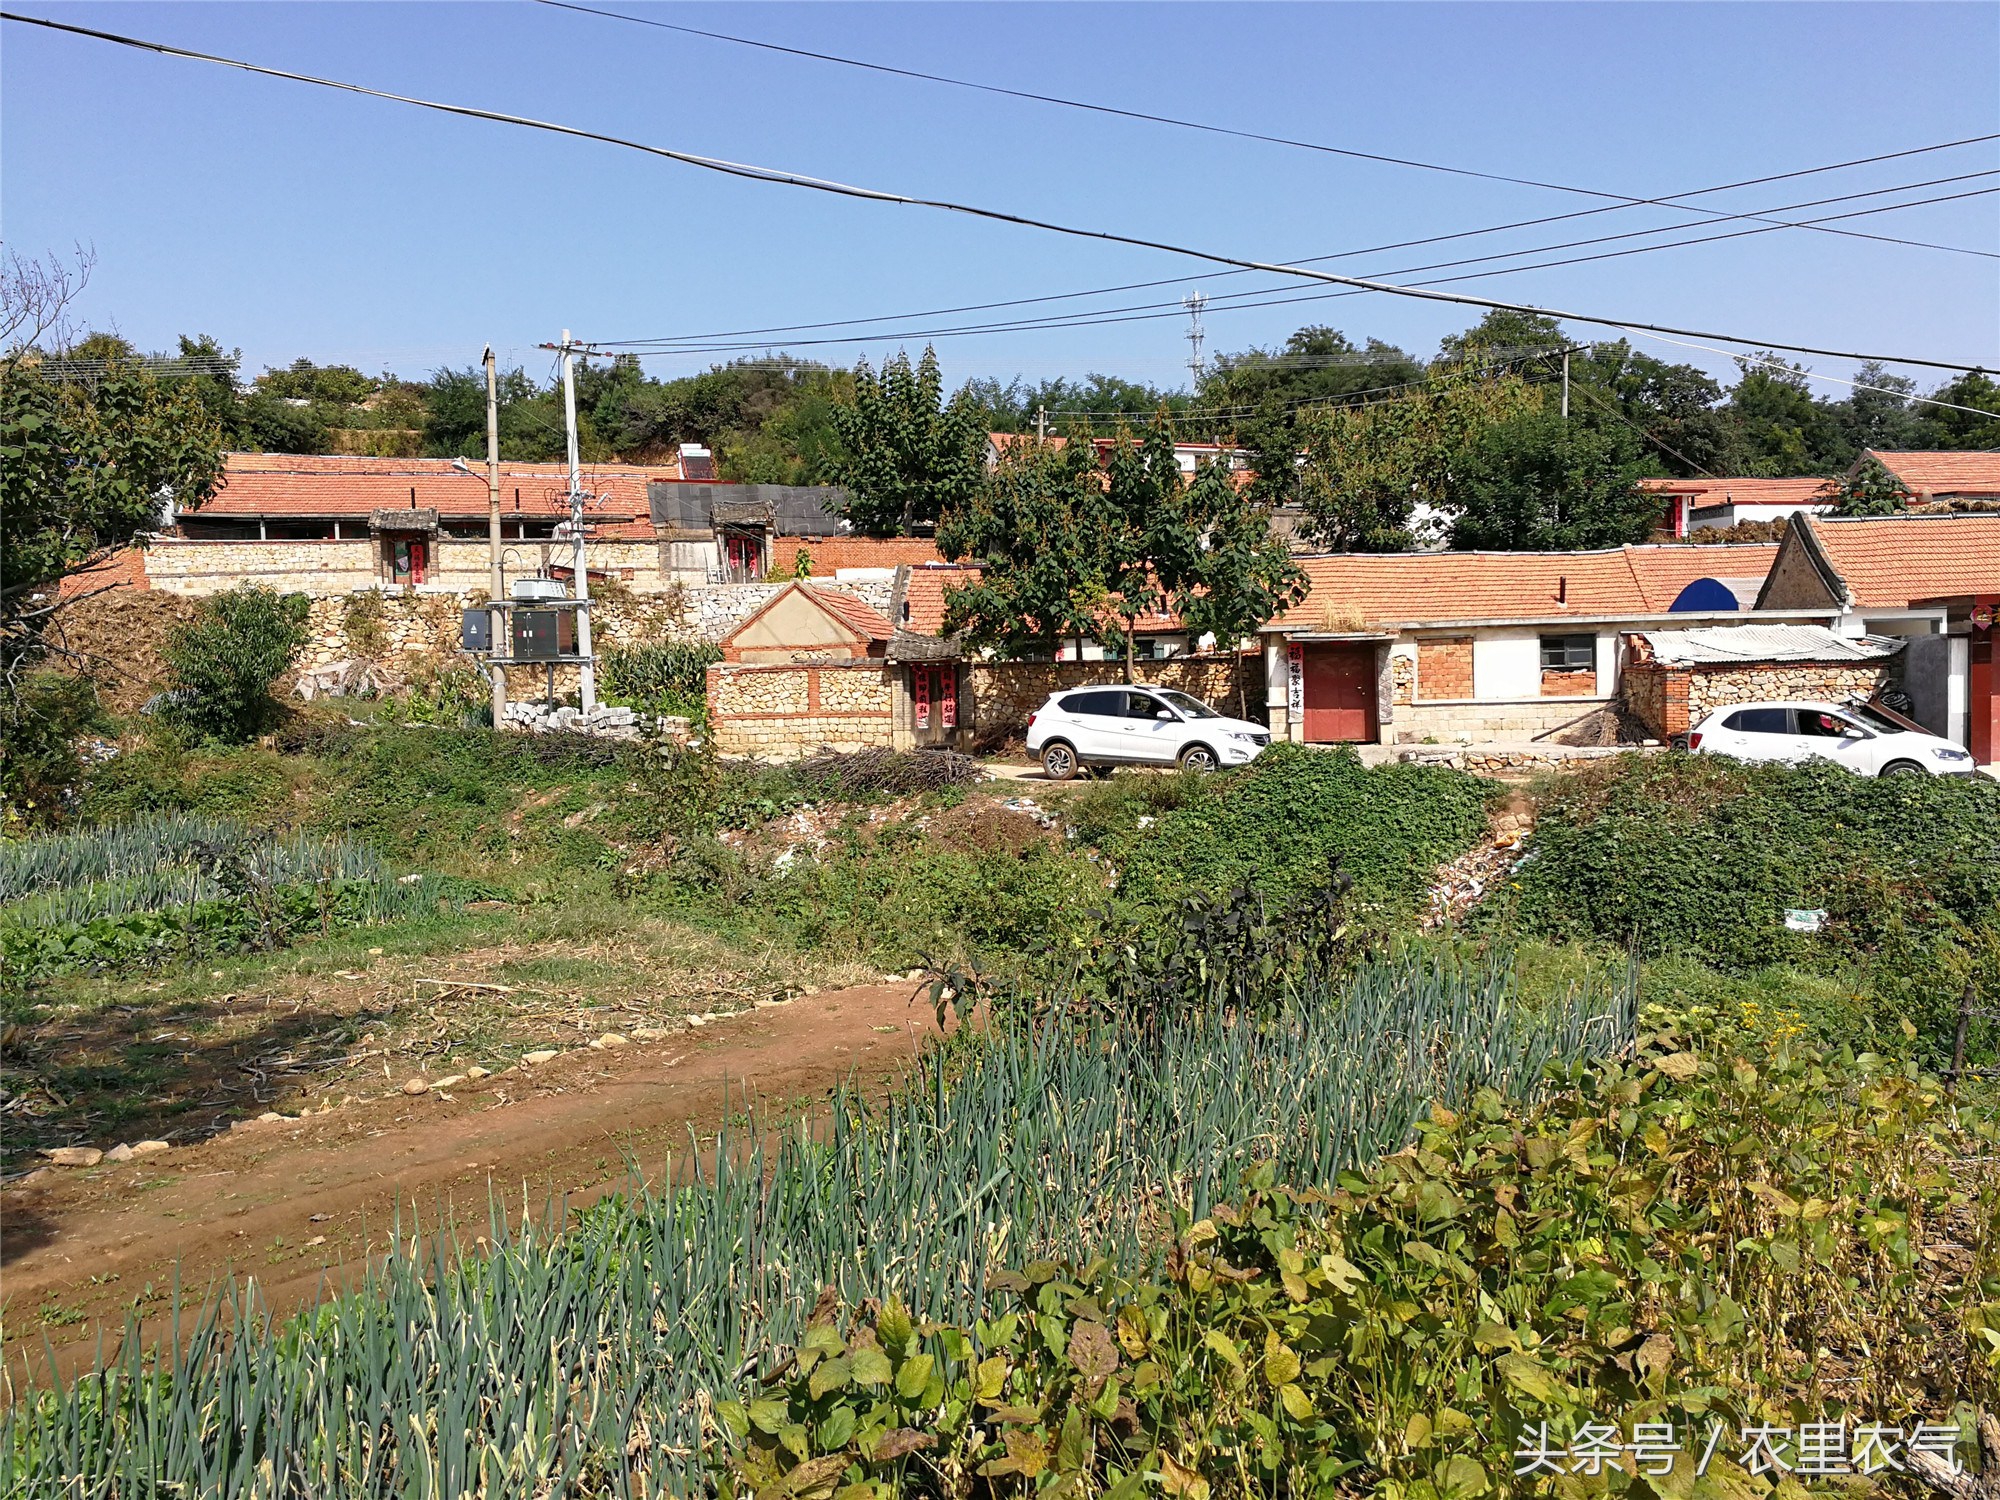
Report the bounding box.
[2,981,939,1378]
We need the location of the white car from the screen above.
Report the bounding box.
[1025,685,1272,779]
[1689,699,1977,778]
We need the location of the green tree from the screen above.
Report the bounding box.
[1294,367,1540,550]
[1202,326,1422,508]
[1,357,224,609]
[1172,460,1307,715]
[1727,353,1843,475]
[161,584,311,741]
[1448,406,1657,550]
[828,347,983,536]
[254,357,377,406]
[936,434,1108,659]
[1915,369,2000,450]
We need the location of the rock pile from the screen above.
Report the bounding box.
[501,701,692,743]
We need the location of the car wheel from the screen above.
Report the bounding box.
[1041,741,1080,781]
[1178,743,1218,772]
[1879,759,1928,778]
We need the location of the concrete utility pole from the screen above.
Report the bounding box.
[1561,346,1571,420]
[1035,404,1047,446]
[558,329,596,711]
[483,346,507,727]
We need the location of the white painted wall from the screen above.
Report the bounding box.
[1593,632,1619,696]
[1472,633,1542,700]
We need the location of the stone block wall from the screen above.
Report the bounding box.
[968,654,1256,733]
[1622,656,1900,739]
[1416,637,1473,700]
[706,661,899,760]
[144,540,378,594]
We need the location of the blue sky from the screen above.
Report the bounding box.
[4,2,1996,400]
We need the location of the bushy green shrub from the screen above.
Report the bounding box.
[1497,753,2000,1057]
[1115,743,1492,918]
[0,670,108,828]
[160,584,310,741]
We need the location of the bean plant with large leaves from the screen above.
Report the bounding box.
[719,1009,1995,1499]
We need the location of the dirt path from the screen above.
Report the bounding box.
[2,981,939,1378]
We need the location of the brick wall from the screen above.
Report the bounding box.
[706,661,899,759]
[968,654,1256,732]
[1416,637,1474,700]
[1540,670,1598,697]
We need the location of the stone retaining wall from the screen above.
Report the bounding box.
[1393,698,1615,744]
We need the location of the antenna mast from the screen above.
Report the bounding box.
[1182,290,1207,387]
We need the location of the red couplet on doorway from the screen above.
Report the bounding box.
[1302,643,1378,742]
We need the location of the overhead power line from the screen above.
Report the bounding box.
[608,138,2000,346]
[599,173,2000,353]
[532,0,1996,262]
[8,9,1993,390]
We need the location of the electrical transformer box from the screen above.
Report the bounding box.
[510,609,577,661]
[460,609,492,653]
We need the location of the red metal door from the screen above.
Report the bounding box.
[1302,644,1377,742]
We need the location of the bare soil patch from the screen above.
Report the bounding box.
[3,980,939,1380]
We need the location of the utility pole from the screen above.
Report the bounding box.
[1561,346,1571,421]
[483,346,507,728]
[558,329,596,712]
[1035,404,1047,446]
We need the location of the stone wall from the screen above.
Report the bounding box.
[706,661,899,759]
[1622,655,1900,739]
[143,537,675,597]
[967,654,1256,732]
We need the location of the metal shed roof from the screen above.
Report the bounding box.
[1632,624,1905,666]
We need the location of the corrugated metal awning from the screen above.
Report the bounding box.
[1633,624,1905,666]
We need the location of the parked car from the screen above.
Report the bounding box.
[1025,685,1271,779]
[1688,699,1976,777]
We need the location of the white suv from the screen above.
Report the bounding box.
[1689,699,1977,777]
[1025,685,1272,779]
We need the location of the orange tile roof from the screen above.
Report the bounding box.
[809,583,896,641]
[1862,449,2000,499]
[902,565,979,635]
[1640,476,1837,511]
[1798,513,2000,608]
[1269,543,1783,630]
[186,453,685,541]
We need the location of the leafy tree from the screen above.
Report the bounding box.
[957,373,1188,433]
[239,390,330,454]
[1172,460,1307,714]
[936,434,1109,658]
[1,357,224,609]
[1830,361,1925,455]
[1830,454,1913,517]
[1436,307,1567,366]
[1914,369,2000,450]
[1294,367,1539,550]
[254,357,376,406]
[1201,326,1422,507]
[1727,353,1844,475]
[828,347,983,535]
[1448,406,1656,551]
[161,584,310,741]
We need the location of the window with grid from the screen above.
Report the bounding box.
[1539,634,1595,672]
